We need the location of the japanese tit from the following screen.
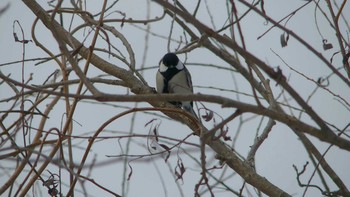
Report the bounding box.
[156,53,198,119]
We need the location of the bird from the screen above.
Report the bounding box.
[156,53,198,119]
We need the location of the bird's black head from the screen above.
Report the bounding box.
[162,53,179,67]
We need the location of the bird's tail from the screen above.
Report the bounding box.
[183,104,199,120]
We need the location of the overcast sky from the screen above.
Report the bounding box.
[1,1,349,197]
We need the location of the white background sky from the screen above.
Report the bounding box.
[0,0,349,197]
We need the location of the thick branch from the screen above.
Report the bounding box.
[2,70,350,151]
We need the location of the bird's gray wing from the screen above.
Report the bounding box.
[168,67,198,119]
[183,67,194,92]
[168,69,193,94]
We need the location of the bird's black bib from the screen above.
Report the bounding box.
[160,67,181,93]
[160,67,182,106]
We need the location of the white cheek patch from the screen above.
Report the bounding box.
[176,62,184,70]
[159,62,168,72]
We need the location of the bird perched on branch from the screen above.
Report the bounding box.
[156,53,198,119]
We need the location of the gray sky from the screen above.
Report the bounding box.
[1,1,349,196]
